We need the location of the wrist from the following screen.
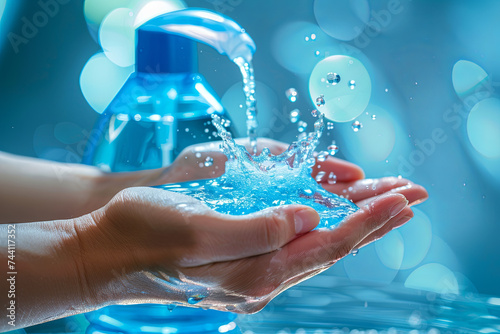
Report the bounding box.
[84,168,165,214]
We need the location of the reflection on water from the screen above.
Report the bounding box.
[237,269,500,334]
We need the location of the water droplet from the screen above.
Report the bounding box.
[187,294,205,304]
[327,172,337,184]
[298,121,308,133]
[315,50,320,56]
[306,157,316,166]
[351,248,359,256]
[315,171,326,182]
[204,157,214,167]
[298,132,307,140]
[326,72,341,85]
[134,114,141,121]
[385,88,389,92]
[371,115,376,120]
[310,33,316,40]
[195,152,202,158]
[348,80,356,89]
[225,305,236,311]
[305,36,310,41]
[317,151,329,162]
[286,88,298,102]
[311,109,319,117]
[204,128,209,133]
[167,304,176,312]
[185,128,190,132]
[327,122,334,130]
[316,95,325,107]
[224,120,231,127]
[327,144,339,156]
[290,109,300,123]
[352,121,362,132]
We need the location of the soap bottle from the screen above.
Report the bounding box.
[83,8,256,171]
[84,8,256,334]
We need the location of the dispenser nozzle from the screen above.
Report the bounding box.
[139,8,256,63]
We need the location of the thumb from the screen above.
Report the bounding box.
[183,205,320,267]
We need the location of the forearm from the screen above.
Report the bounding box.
[0,219,91,331]
[0,210,143,331]
[0,152,164,223]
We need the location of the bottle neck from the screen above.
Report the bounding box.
[136,30,198,74]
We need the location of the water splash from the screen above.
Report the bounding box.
[162,112,358,229]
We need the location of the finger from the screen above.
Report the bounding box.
[276,193,409,276]
[189,194,409,306]
[355,183,428,207]
[322,177,427,204]
[353,207,414,250]
[312,156,365,182]
[180,205,320,267]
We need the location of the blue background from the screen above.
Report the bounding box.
[1,0,499,301]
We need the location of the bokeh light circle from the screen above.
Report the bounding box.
[343,243,399,285]
[132,0,186,27]
[375,229,404,270]
[99,8,136,67]
[0,0,6,22]
[84,0,133,40]
[338,105,396,162]
[467,98,500,158]
[271,21,344,75]
[452,60,489,98]
[397,208,433,270]
[309,55,371,122]
[80,52,134,114]
[405,263,459,295]
[313,0,370,41]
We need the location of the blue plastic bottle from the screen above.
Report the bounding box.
[83,32,231,171]
[84,8,256,334]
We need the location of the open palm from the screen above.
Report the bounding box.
[86,139,427,312]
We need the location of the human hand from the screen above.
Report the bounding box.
[74,184,414,314]
[157,138,365,184]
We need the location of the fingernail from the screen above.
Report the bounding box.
[389,197,408,217]
[294,208,319,234]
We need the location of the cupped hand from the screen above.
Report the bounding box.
[157,138,295,184]
[78,185,417,314]
[78,139,428,313]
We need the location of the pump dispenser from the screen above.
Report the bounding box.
[84,8,255,334]
[84,8,256,171]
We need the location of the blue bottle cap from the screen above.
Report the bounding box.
[136,28,197,74]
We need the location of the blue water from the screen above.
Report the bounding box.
[161,113,358,229]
